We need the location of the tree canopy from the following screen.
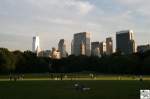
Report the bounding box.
[0,48,150,75]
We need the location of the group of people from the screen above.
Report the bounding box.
[9,74,24,81]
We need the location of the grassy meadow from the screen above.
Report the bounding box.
[0,74,150,99]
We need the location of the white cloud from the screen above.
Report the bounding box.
[114,0,150,17]
[114,0,143,5]
[66,0,94,15]
[26,0,94,15]
[78,2,94,15]
[0,0,150,51]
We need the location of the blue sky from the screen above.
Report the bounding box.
[0,0,150,52]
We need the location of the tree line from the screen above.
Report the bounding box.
[0,48,150,75]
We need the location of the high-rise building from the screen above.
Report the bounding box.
[71,39,74,55]
[137,44,150,53]
[116,30,136,54]
[91,42,100,56]
[58,39,68,58]
[38,50,51,58]
[94,47,101,57]
[32,36,41,55]
[99,42,106,54]
[80,42,85,55]
[106,37,113,55]
[73,32,91,56]
[51,48,61,59]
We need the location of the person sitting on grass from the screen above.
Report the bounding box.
[74,83,90,92]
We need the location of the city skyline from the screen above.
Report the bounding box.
[0,0,150,51]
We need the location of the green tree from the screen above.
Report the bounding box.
[0,48,15,73]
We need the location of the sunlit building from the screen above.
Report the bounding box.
[32,36,41,56]
[73,32,91,56]
[58,39,68,58]
[80,42,85,55]
[99,42,106,54]
[106,37,113,55]
[91,42,100,57]
[51,48,61,59]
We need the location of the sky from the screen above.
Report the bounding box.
[0,0,150,52]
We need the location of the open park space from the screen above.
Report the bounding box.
[0,75,150,99]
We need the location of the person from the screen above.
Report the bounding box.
[139,75,143,82]
[14,76,17,82]
[60,74,63,80]
[74,83,80,91]
[74,83,90,91]
[9,74,12,81]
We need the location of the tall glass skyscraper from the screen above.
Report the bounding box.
[32,36,40,53]
[116,30,136,54]
[91,42,100,56]
[73,32,91,56]
[58,39,67,58]
[71,39,74,55]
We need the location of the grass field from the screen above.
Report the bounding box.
[0,80,150,99]
[1,74,150,80]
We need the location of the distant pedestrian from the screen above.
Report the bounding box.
[139,75,143,82]
[14,75,17,82]
[9,75,12,81]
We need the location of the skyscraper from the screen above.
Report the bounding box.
[38,50,51,58]
[94,47,101,57]
[71,39,74,55]
[116,30,136,54]
[32,36,40,54]
[80,42,85,55]
[99,42,106,54]
[137,44,150,53]
[58,39,67,58]
[73,32,91,56]
[106,37,113,55]
[91,42,100,56]
[51,48,61,59]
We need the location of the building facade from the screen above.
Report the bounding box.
[94,47,101,57]
[116,30,136,54]
[38,50,51,58]
[80,42,85,55]
[51,48,61,59]
[73,32,91,56]
[32,36,41,56]
[137,44,150,53]
[99,42,106,54]
[71,39,74,55]
[106,37,113,55]
[58,39,68,58]
[91,42,100,57]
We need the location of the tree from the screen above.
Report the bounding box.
[0,48,15,74]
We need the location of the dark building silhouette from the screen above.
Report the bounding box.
[116,30,136,54]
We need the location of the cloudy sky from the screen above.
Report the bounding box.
[0,0,150,52]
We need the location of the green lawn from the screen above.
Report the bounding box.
[0,80,150,99]
[1,74,150,80]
